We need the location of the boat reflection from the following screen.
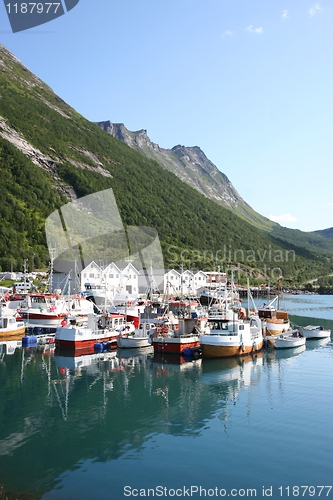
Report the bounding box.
[0,339,22,356]
[305,337,331,350]
[200,352,262,387]
[267,344,306,360]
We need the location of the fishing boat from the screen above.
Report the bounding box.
[0,310,25,339]
[151,314,208,354]
[299,325,331,339]
[117,321,155,349]
[199,308,263,358]
[275,330,306,349]
[55,313,134,350]
[19,292,94,327]
[258,295,290,335]
[199,280,263,358]
[1,291,28,317]
[109,295,146,329]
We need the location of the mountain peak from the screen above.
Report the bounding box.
[96,120,271,228]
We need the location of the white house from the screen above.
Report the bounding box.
[80,261,140,297]
[118,262,140,296]
[102,263,121,294]
[80,261,102,291]
[193,270,208,292]
[180,270,196,296]
[164,269,181,295]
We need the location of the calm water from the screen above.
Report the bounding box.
[0,295,333,500]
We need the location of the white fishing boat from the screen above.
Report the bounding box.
[19,292,94,327]
[82,283,114,308]
[55,313,134,350]
[300,325,331,339]
[199,309,263,358]
[117,321,155,349]
[1,291,28,317]
[199,282,263,358]
[258,295,290,335]
[275,330,306,349]
[0,310,25,339]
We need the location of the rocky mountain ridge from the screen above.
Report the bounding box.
[96,121,272,229]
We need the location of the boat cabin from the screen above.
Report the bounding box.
[207,318,245,336]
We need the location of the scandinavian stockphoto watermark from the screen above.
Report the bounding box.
[166,245,296,280]
[3,0,80,33]
[45,188,165,290]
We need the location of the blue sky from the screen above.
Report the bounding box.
[1,0,332,232]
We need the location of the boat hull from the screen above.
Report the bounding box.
[20,312,67,326]
[300,326,331,339]
[264,320,290,335]
[55,326,119,350]
[117,336,151,349]
[0,325,26,339]
[152,335,200,354]
[200,340,263,358]
[275,335,306,349]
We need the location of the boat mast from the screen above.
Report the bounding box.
[277,278,281,310]
[48,249,55,294]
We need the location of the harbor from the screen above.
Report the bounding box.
[0,294,332,499]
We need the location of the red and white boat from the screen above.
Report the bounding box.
[55,313,134,350]
[19,293,94,327]
[1,291,28,317]
[109,295,146,329]
[151,315,208,354]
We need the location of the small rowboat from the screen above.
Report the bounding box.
[275,330,306,349]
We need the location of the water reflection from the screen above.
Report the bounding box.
[0,336,332,498]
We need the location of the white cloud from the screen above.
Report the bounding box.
[281,10,289,20]
[328,202,333,207]
[221,30,234,39]
[246,25,264,35]
[269,214,297,223]
[309,3,324,17]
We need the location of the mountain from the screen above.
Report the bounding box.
[96,121,273,231]
[0,43,333,286]
[96,121,333,258]
[313,228,333,239]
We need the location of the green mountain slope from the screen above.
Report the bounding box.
[313,227,333,239]
[0,44,332,285]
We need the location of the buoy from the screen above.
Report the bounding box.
[61,319,67,327]
[59,367,66,375]
[94,342,104,352]
[183,347,193,357]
